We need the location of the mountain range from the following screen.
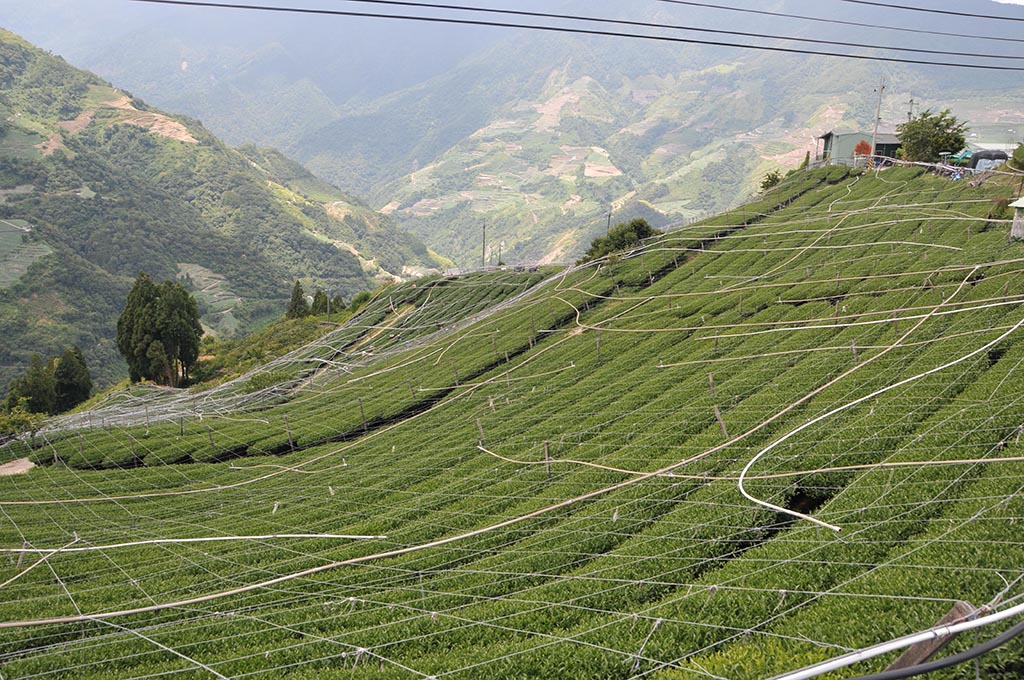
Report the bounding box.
[3,0,1022,265]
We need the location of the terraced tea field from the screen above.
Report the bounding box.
[2,166,1023,678]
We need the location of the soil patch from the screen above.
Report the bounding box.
[0,458,34,476]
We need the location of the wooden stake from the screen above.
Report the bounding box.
[359,398,367,432]
[893,310,899,333]
[285,415,294,451]
[713,405,728,438]
[476,418,485,443]
[884,601,975,671]
[852,341,859,363]
[409,381,416,399]
[544,441,551,480]
[179,417,184,437]
[708,372,715,397]
[738,294,743,315]
[1004,281,1010,300]
[714,331,719,353]
[492,336,498,362]
[489,397,495,413]
[596,331,602,363]
[451,362,460,386]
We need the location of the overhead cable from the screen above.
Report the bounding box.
[126,0,1024,71]
[331,0,1024,61]
[652,0,1024,44]
[835,0,1024,22]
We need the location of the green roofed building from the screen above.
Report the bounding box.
[816,130,901,166]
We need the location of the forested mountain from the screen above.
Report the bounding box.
[3,0,1021,265]
[0,28,433,392]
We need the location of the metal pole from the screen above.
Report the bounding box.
[870,77,885,168]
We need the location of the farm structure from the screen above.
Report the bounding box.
[815,130,901,166]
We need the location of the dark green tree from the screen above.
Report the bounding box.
[349,290,372,312]
[578,218,662,263]
[116,272,203,386]
[116,272,159,383]
[286,280,310,319]
[331,295,346,315]
[310,289,329,315]
[896,109,968,163]
[155,281,203,384]
[4,354,56,415]
[760,170,782,192]
[53,346,92,412]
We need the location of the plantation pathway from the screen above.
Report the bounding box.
[0,459,33,476]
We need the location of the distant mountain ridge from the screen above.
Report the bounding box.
[5,0,1019,266]
[0,27,433,392]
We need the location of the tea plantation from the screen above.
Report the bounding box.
[1,165,1023,678]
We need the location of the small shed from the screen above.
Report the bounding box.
[816,131,901,165]
[1011,197,1024,241]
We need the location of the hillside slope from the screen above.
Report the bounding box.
[0,28,432,390]
[1,164,1024,678]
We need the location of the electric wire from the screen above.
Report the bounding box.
[652,0,1024,44]
[123,0,1024,71]
[330,0,1024,62]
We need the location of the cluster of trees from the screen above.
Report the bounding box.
[286,281,370,319]
[3,346,91,416]
[577,218,662,264]
[116,273,203,386]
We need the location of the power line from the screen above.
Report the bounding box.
[835,0,1024,23]
[331,0,1024,62]
[126,0,1024,71]
[652,0,1024,44]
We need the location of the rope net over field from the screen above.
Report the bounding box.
[1,165,1023,679]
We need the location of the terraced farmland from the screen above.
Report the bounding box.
[2,165,1023,678]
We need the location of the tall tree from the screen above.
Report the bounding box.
[116,272,159,383]
[286,280,310,319]
[897,109,968,163]
[310,289,329,315]
[116,272,203,386]
[53,346,92,412]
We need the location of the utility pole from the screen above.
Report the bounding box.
[870,77,886,169]
[607,208,612,232]
[906,97,917,122]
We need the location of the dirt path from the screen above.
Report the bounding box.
[0,459,34,476]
